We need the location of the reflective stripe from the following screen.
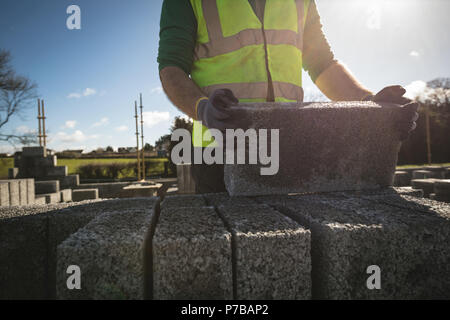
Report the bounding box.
[201,82,303,101]
[195,0,304,60]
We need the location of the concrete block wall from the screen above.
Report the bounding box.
[0,179,35,207]
[1,188,449,300]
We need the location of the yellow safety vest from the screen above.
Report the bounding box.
[190,0,310,146]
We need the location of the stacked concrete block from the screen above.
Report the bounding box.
[412,170,434,180]
[46,166,68,177]
[60,189,72,202]
[214,201,311,299]
[433,180,450,202]
[393,171,410,187]
[35,180,60,195]
[411,179,437,197]
[34,195,47,205]
[0,199,105,299]
[58,175,79,189]
[259,192,450,299]
[153,195,232,299]
[224,102,403,196]
[0,179,35,206]
[57,198,158,299]
[176,164,196,194]
[8,168,19,179]
[10,147,80,196]
[72,189,99,202]
[73,182,128,198]
[0,183,9,206]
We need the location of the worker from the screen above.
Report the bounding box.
[158,0,419,193]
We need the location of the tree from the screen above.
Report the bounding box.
[144,143,154,151]
[0,50,38,145]
[398,77,450,165]
[105,146,114,152]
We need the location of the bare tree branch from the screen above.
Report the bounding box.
[0,49,38,145]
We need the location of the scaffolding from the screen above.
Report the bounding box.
[37,99,47,147]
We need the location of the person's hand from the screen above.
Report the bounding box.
[364,85,419,140]
[196,89,248,131]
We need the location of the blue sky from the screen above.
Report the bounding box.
[1,0,449,153]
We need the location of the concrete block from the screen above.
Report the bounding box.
[35,180,60,194]
[413,170,435,179]
[121,184,161,198]
[0,200,103,299]
[44,192,60,204]
[0,211,48,299]
[60,189,72,202]
[56,198,158,299]
[72,189,99,202]
[412,179,437,197]
[18,179,28,206]
[73,182,129,198]
[8,167,19,179]
[48,199,143,298]
[0,182,9,206]
[153,206,233,299]
[27,178,35,204]
[224,102,403,196]
[203,192,259,207]
[162,194,207,208]
[7,180,20,206]
[434,179,450,196]
[177,164,196,194]
[216,203,311,299]
[262,193,450,299]
[22,146,47,157]
[393,171,410,187]
[59,174,79,189]
[46,166,68,177]
[34,195,46,205]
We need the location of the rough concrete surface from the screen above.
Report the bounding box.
[0,182,10,206]
[35,180,60,195]
[60,189,72,202]
[161,194,207,208]
[153,206,232,299]
[412,179,437,197]
[259,192,450,299]
[57,198,158,300]
[393,171,410,187]
[0,200,103,299]
[72,188,99,202]
[224,102,403,196]
[216,203,311,299]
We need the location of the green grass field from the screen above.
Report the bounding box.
[0,157,448,179]
[0,157,170,179]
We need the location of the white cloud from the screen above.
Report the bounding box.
[409,50,420,57]
[115,125,128,132]
[57,130,88,143]
[143,111,171,128]
[92,117,109,127]
[67,93,81,99]
[62,120,77,129]
[83,88,96,96]
[56,130,100,143]
[150,86,163,94]
[67,88,98,99]
[15,125,35,134]
[404,80,427,99]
